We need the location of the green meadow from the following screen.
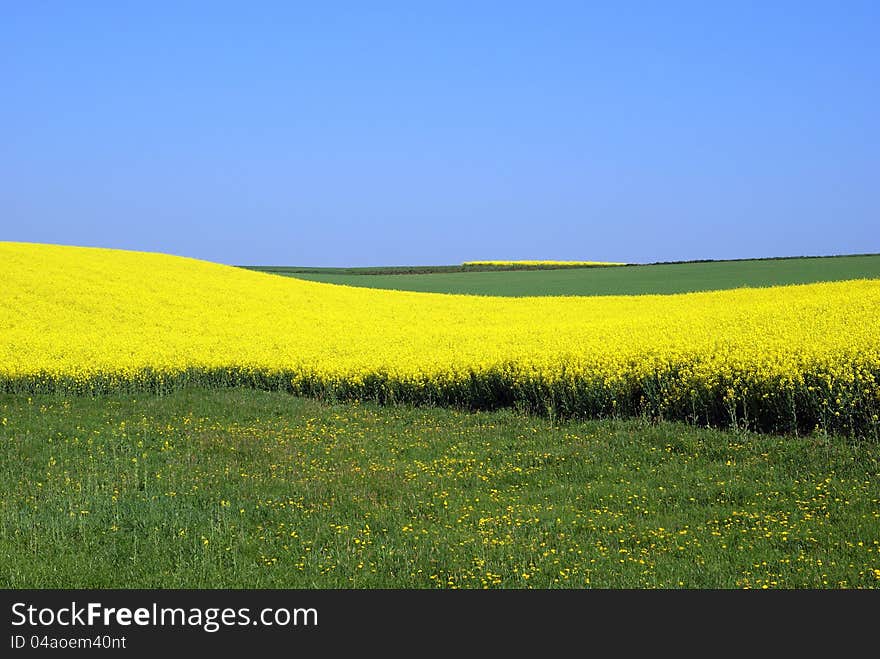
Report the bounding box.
[2,388,878,588]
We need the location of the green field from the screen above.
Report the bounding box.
[241,262,621,276]
[2,388,878,588]
[253,254,880,296]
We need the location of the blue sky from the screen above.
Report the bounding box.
[2,2,877,266]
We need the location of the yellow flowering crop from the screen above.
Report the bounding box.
[1,242,878,435]
[463,260,627,267]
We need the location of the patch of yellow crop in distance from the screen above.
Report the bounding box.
[1,242,877,435]
[462,260,627,267]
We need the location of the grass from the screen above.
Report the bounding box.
[260,254,880,296]
[2,387,878,588]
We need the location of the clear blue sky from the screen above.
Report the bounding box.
[2,2,877,266]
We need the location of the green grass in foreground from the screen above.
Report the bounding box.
[2,388,878,588]
[271,254,880,296]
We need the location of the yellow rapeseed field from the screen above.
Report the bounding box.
[1,242,878,435]
[463,260,627,267]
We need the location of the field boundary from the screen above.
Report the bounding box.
[3,361,877,439]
